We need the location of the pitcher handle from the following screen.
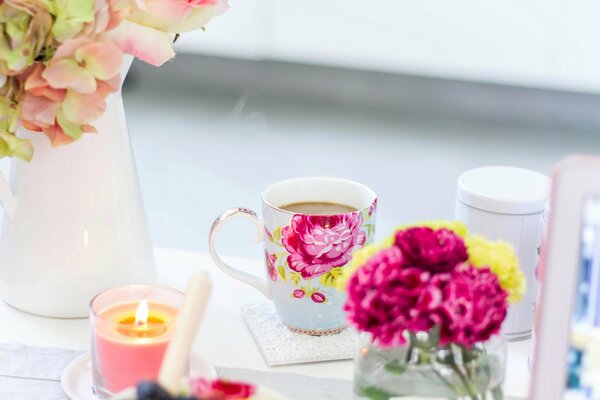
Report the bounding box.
[208,207,271,299]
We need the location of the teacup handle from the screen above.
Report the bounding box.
[208,207,271,299]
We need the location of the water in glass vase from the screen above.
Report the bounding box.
[354,332,507,400]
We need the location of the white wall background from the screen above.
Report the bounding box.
[176,0,600,93]
[3,2,600,256]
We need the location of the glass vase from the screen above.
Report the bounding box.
[354,332,507,400]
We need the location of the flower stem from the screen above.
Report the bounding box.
[447,345,479,400]
[461,346,476,381]
[409,333,467,397]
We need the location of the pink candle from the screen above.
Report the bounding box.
[90,285,184,398]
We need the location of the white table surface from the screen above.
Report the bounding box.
[0,247,532,398]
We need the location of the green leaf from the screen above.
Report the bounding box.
[277,265,286,282]
[362,224,375,240]
[319,267,344,287]
[384,360,407,375]
[273,226,282,242]
[290,272,302,287]
[356,384,393,400]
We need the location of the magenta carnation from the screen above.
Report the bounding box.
[394,227,468,273]
[282,213,366,279]
[344,247,436,347]
[434,264,508,346]
[344,246,508,347]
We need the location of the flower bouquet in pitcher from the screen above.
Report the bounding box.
[0,0,229,318]
[339,221,526,400]
[0,0,227,157]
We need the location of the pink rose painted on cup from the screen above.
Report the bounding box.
[282,213,366,279]
[265,251,277,282]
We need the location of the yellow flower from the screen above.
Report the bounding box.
[337,243,385,291]
[465,234,526,303]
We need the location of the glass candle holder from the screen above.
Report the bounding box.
[90,284,185,399]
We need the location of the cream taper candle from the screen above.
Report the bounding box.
[158,273,212,395]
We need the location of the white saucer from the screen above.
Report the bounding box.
[61,352,217,400]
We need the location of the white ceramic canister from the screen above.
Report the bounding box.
[455,166,551,341]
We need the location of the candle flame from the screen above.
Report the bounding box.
[135,299,149,326]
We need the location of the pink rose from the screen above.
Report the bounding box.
[131,0,228,33]
[282,213,366,279]
[394,227,468,273]
[105,0,228,67]
[265,251,277,282]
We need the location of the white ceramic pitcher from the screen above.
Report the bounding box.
[0,58,156,318]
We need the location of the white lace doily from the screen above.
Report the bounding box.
[241,302,356,366]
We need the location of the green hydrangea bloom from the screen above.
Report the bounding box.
[0,1,53,74]
[52,0,94,43]
[0,77,33,161]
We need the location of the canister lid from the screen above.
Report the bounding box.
[457,166,551,215]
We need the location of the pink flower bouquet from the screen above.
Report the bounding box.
[0,0,227,160]
[340,220,525,399]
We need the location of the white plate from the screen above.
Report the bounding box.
[61,352,217,400]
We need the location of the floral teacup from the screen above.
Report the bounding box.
[209,177,377,335]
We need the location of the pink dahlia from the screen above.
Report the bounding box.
[344,247,435,347]
[435,264,508,346]
[282,213,366,278]
[394,227,468,273]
